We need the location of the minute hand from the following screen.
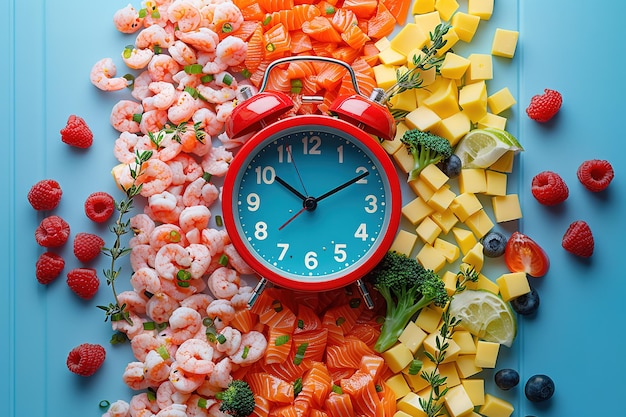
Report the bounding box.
[316,171,369,203]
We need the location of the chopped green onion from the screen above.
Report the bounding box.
[218,254,229,266]
[138,8,147,18]
[184,64,204,74]
[216,334,227,344]
[110,311,125,322]
[201,74,214,83]
[297,319,304,329]
[215,215,223,227]
[197,397,208,409]
[185,86,199,99]
[222,23,233,33]
[99,400,110,410]
[156,345,170,360]
[153,45,162,55]
[177,281,190,288]
[408,359,423,375]
[151,10,160,19]
[123,73,135,89]
[275,335,290,346]
[290,79,303,94]
[143,321,156,330]
[169,230,181,242]
[262,15,272,25]
[146,388,157,401]
[242,345,250,359]
[206,326,217,343]
[110,332,127,345]
[325,6,335,14]
[265,43,276,52]
[272,300,283,312]
[123,45,134,59]
[241,68,252,79]
[293,342,309,365]
[156,322,168,332]
[202,172,213,182]
[222,73,234,86]
[335,317,346,326]
[203,317,214,327]
[132,113,143,123]
[293,377,303,397]
[177,269,191,281]
[375,384,383,392]
[331,385,343,394]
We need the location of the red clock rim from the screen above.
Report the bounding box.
[222,115,402,292]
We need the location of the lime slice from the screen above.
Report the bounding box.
[454,128,523,168]
[448,289,517,347]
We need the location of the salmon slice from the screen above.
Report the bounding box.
[340,370,384,417]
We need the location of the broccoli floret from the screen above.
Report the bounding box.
[400,129,453,182]
[369,251,450,353]
[215,380,255,417]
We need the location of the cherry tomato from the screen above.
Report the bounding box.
[504,231,550,277]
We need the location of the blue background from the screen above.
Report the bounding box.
[2,0,625,416]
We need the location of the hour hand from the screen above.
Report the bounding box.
[275,176,307,201]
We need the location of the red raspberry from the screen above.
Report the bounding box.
[577,159,614,192]
[35,252,65,284]
[73,232,105,262]
[35,215,71,247]
[562,220,594,258]
[84,191,116,223]
[27,179,63,211]
[66,343,106,376]
[526,89,562,122]
[531,171,569,205]
[67,268,100,299]
[60,115,93,148]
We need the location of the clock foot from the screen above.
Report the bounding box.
[356,279,375,310]
[247,278,268,309]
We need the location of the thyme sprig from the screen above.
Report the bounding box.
[98,149,153,325]
[383,21,452,113]
[419,265,479,417]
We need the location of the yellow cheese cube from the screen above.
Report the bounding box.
[392,411,413,417]
[416,216,442,245]
[468,0,494,20]
[465,209,494,239]
[381,342,415,373]
[423,79,460,119]
[461,379,485,406]
[465,271,500,294]
[450,192,482,222]
[406,52,438,88]
[409,176,436,201]
[477,112,507,130]
[389,89,418,113]
[485,170,507,196]
[416,244,447,272]
[436,27,460,57]
[398,321,428,354]
[452,331,477,354]
[491,194,522,223]
[444,384,475,417]
[451,226,477,255]
[491,28,519,58]
[488,87,516,115]
[385,374,412,399]
[392,144,415,173]
[489,150,515,173]
[383,121,407,155]
[455,355,482,378]
[413,0,435,13]
[479,394,514,417]
[430,208,458,233]
[459,168,487,194]
[428,185,456,212]
[474,341,499,368]
[405,106,442,132]
[435,0,459,21]
[451,12,481,42]
[413,11,441,37]
[432,111,471,146]
[397,392,428,417]
[440,52,471,79]
[378,47,407,65]
[461,242,484,272]
[390,23,429,56]
[373,64,398,90]
[414,306,442,334]
[420,163,449,190]
[424,333,461,363]
[466,54,493,82]
[496,271,530,302]
[403,359,433,391]
[458,80,488,122]
[439,362,461,387]
[402,196,435,225]
[374,37,391,52]
[441,270,459,295]
[389,230,418,256]
[434,237,460,263]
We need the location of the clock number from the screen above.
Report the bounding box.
[302,136,321,155]
[255,166,276,184]
[305,251,318,270]
[334,243,347,262]
[354,223,368,241]
[277,145,292,163]
[355,166,368,184]
[364,195,378,213]
[254,221,268,240]
[277,243,289,260]
[246,193,260,211]
[337,145,344,163]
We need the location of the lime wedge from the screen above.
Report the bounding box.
[448,289,517,347]
[454,128,523,168]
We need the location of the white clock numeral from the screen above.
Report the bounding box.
[354,223,368,241]
[304,251,318,270]
[277,145,292,163]
[254,221,268,240]
[355,166,368,184]
[246,193,260,211]
[334,243,347,262]
[255,166,275,184]
[277,243,289,260]
[364,195,378,213]
[337,145,344,163]
[302,136,321,155]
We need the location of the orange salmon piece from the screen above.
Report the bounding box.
[302,16,343,44]
[324,393,354,417]
[342,0,378,18]
[246,372,294,404]
[340,370,384,417]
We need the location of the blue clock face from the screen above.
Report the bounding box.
[225,119,400,288]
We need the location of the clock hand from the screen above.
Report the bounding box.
[278,197,317,230]
[286,145,309,196]
[315,171,370,202]
[275,176,307,201]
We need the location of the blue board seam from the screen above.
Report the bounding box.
[8,0,16,415]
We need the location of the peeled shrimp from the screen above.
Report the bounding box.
[215,35,246,67]
[131,267,162,295]
[146,292,180,323]
[118,290,148,316]
[168,153,203,186]
[185,394,214,417]
[150,224,185,251]
[156,380,190,410]
[230,286,254,310]
[200,145,232,177]
[102,399,131,417]
[144,349,171,383]
[168,91,198,125]
[123,47,155,70]
[205,299,235,330]
[91,57,129,91]
[211,2,243,34]
[215,100,235,123]
[156,404,188,417]
[136,24,175,50]
[182,177,219,207]
[129,213,156,247]
[132,70,154,101]
[223,243,255,275]
[215,326,241,357]
[229,331,267,365]
[180,293,214,317]
[168,0,202,32]
[155,243,192,281]
[201,228,226,257]
[175,338,215,375]
[169,306,202,345]
[148,54,180,83]
[112,312,144,339]
[130,244,157,271]
[169,40,198,66]
[174,27,219,53]
[113,4,143,34]
[195,84,236,104]
[114,132,141,164]
[110,100,143,133]
[143,81,177,110]
[138,158,173,197]
[192,108,223,136]
[131,332,161,362]
[207,266,239,300]
[123,361,152,390]
[208,357,232,389]
[169,362,205,394]
[179,205,211,233]
[140,109,169,135]
[130,392,161,417]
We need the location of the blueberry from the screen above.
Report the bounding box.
[494,368,519,390]
[510,287,540,316]
[437,154,462,178]
[481,231,508,257]
[525,374,555,402]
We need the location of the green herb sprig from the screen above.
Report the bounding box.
[97,150,153,326]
